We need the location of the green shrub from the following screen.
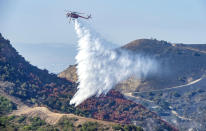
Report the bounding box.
[17,115,26,123]
[0,95,17,115]
[112,124,124,131]
[80,122,99,131]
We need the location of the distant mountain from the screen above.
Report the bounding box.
[0,33,175,130]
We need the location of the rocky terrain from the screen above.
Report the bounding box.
[58,64,78,82]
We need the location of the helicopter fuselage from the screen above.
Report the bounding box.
[70,13,79,18]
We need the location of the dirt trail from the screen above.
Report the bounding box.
[131,75,205,94]
[125,92,192,121]
[170,109,192,121]
[11,106,115,126]
[176,45,206,54]
[0,84,115,126]
[124,92,154,103]
[123,76,205,121]
[172,43,206,54]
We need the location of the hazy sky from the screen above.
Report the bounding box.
[0,0,206,73]
[1,0,206,45]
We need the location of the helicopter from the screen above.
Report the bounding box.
[66,11,91,23]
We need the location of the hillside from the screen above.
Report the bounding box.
[59,39,206,92]
[58,65,78,82]
[0,94,143,131]
[59,38,206,130]
[122,39,206,91]
[0,33,80,114]
[122,39,206,130]
[0,33,175,130]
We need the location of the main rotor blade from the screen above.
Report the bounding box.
[73,12,84,14]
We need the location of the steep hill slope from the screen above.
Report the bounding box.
[0,33,175,130]
[0,33,80,114]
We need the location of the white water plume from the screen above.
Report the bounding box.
[70,20,159,106]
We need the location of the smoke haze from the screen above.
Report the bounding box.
[70,20,159,106]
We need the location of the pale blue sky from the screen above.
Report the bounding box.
[1,0,206,45]
[0,0,206,73]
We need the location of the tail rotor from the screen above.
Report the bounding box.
[87,14,92,19]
